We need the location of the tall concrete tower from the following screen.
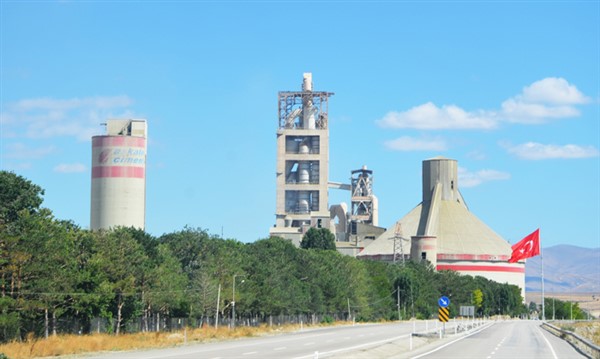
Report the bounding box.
[269,73,334,246]
[90,119,147,231]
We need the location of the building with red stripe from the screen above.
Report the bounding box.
[90,119,147,231]
[358,157,525,297]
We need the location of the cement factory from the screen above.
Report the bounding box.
[90,73,525,295]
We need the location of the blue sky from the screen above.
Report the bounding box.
[1,1,598,249]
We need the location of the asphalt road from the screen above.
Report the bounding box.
[78,320,586,359]
[409,321,586,359]
[79,322,426,359]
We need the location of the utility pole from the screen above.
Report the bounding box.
[232,274,245,329]
[397,286,401,320]
[215,284,221,329]
[347,298,351,322]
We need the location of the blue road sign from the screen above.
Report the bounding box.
[438,296,450,308]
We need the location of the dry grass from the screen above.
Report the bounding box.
[554,320,600,345]
[0,323,320,359]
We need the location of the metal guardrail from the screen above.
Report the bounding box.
[541,322,600,359]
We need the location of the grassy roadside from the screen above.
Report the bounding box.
[0,323,316,359]
[552,320,600,345]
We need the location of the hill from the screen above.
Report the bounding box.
[525,244,600,292]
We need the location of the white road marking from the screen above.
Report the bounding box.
[411,322,495,359]
[273,347,286,351]
[303,341,315,346]
[242,352,257,356]
[293,334,411,359]
[537,325,558,359]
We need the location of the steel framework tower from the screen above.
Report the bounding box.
[269,73,334,246]
[350,166,377,226]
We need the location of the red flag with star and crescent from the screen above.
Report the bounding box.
[508,229,540,263]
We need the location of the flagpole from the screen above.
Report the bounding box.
[541,245,545,321]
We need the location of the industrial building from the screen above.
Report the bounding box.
[269,73,334,246]
[269,74,524,295]
[357,157,525,297]
[90,119,147,231]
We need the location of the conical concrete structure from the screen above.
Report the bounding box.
[358,157,525,296]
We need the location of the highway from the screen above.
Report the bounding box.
[80,321,430,359]
[78,320,587,359]
[408,321,586,359]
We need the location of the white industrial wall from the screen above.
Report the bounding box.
[437,260,526,300]
[90,135,146,230]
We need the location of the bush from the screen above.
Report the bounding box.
[320,315,334,324]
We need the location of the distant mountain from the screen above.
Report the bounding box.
[525,245,600,292]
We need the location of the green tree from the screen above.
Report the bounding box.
[68,228,107,334]
[146,244,187,331]
[159,227,209,277]
[244,237,303,316]
[91,229,148,335]
[0,171,45,224]
[472,289,484,315]
[25,214,78,338]
[300,228,336,250]
[544,298,586,320]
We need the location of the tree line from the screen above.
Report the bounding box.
[0,171,528,342]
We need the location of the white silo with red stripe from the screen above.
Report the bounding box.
[90,119,147,231]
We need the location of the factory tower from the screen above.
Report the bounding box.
[269,73,334,245]
[90,119,147,231]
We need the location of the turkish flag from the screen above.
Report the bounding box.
[508,229,540,263]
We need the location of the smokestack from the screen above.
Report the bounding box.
[422,157,461,204]
[302,73,313,92]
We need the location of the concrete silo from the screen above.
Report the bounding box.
[90,119,147,231]
[358,157,525,296]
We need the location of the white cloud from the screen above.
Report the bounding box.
[377,102,497,130]
[520,77,590,105]
[53,163,87,173]
[13,95,132,112]
[384,136,448,151]
[504,142,600,160]
[3,95,135,141]
[458,167,511,188]
[500,99,580,124]
[500,78,589,124]
[3,143,57,159]
[466,150,487,161]
[376,77,589,129]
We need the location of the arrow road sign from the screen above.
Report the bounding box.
[438,296,450,308]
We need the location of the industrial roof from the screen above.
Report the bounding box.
[358,200,511,258]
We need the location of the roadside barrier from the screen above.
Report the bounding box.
[541,322,600,359]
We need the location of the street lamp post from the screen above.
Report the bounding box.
[232,274,245,329]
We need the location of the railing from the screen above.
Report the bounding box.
[542,322,600,359]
